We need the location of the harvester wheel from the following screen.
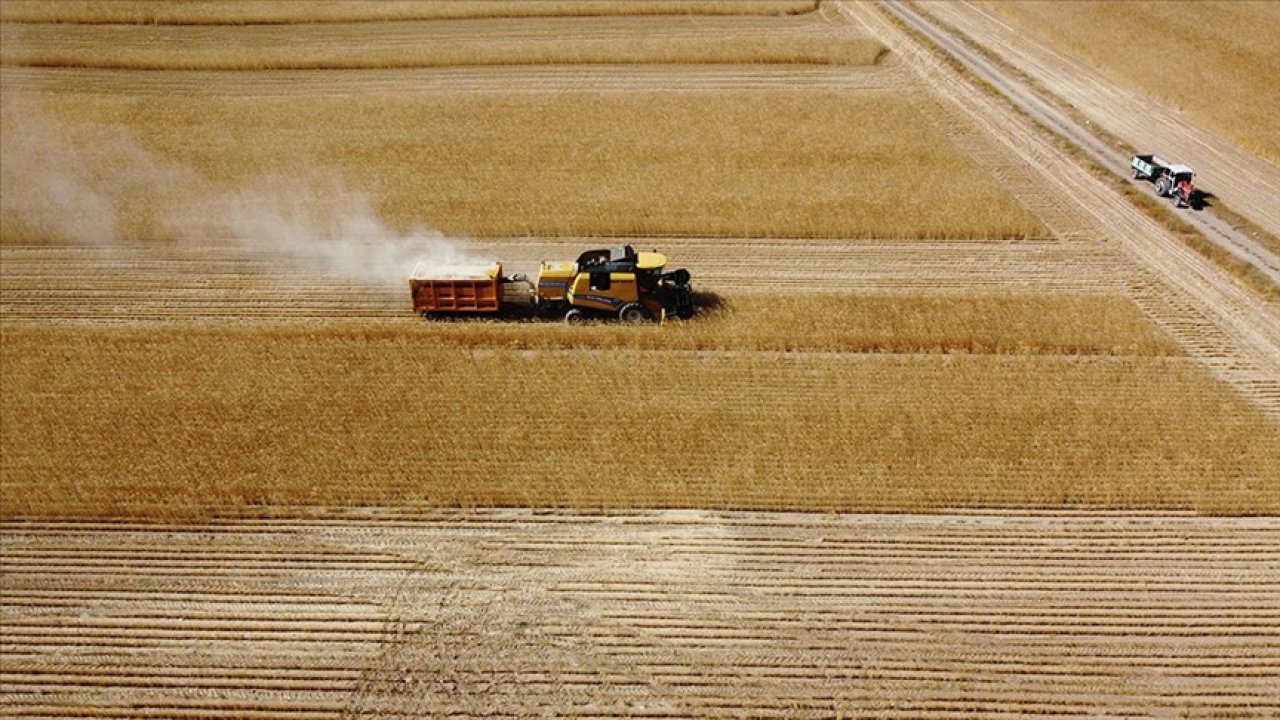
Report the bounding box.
[564,308,587,325]
[618,303,649,323]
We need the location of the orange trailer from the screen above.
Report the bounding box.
[410,264,502,315]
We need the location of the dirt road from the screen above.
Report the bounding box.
[879,0,1280,282]
[834,1,1280,421]
[4,510,1278,718]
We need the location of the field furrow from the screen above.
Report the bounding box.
[2,512,1277,718]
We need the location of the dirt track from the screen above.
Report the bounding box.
[879,1,1280,282]
[4,510,1278,718]
[918,1,1280,242]
[836,0,1280,421]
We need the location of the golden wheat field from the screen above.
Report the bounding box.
[0,14,887,69]
[0,86,1045,242]
[0,0,821,24]
[980,0,1280,165]
[4,324,1277,519]
[3,1,1280,717]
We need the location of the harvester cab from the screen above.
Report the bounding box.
[559,245,694,324]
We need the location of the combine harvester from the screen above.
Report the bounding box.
[410,245,695,324]
[1131,154,1195,208]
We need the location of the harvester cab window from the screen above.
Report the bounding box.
[590,272,611,291]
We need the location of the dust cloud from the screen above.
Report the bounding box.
[0,93,491,284]
[188,176,495,283]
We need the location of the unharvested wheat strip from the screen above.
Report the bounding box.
[0,15,887,71]
[0,1,822,24]
[3,85,1042,240]
[0,64,904,97]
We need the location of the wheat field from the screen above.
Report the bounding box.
[0,14,886,70]
[405,292,1181,355]
[4,2,1280,716]
[980,0,1280,165]
[0,0,820,24]
[1,86,1047,242]
[4,315,1275,520]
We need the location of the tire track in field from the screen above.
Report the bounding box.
[835,1,1280,421]
[3,511,1278,718]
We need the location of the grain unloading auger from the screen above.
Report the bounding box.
[410,245,695,323]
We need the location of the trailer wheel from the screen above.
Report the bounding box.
[618,303,649,323]
[1155,176,1171,197]
[564,308,587,325]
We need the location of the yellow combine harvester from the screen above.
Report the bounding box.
[411,245,695,323]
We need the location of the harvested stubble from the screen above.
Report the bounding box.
[0,15,886,70]
[1,89,1046,242]
[980,0,1280,165]
[412,293,1181,357]
[0,1,820,24]
[3,324,1274,520]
